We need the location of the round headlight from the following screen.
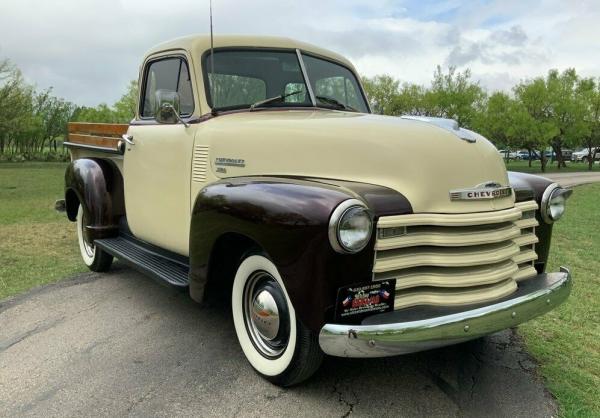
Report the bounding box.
[548,192,566,220]
[541,184,571,223]
[329,199,373,253]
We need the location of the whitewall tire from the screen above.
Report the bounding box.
[232,255,323,386]
[76,206,113,272]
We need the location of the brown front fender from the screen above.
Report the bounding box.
[189,176,412,332]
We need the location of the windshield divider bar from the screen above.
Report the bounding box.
[296,49,316,107]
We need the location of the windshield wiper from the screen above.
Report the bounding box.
[315,95,357,112]
[250,90,304,110]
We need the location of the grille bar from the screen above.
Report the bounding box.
[378,206,522,228]
[374,241,520,273]
[394,279,518,310]
[379,260,519,290]
[375,223,521,250]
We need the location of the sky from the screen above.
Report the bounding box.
[1,0,599,107]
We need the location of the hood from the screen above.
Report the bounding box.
[201,110,514,214]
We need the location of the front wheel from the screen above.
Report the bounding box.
[232,255,323,386]
[76,206,113,272]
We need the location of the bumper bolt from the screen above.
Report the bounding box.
[368,340,376,347]
[464,325,469,332]
[546,299,551,304]
[511,311,517,318]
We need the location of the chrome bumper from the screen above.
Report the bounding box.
[319,267,572,358]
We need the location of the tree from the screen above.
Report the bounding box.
[113,80,138,122]
[545,69,588,168]
[71,80,138,124]
[389,83,431,116]
[361,74,400,115]
[514,77,559,172]
[425,66,486,128]
[472,92,512,148]
[578,77,600,170]
[0,59,36,155]
[34,89,76,151]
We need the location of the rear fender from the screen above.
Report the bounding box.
[64,158,124,240]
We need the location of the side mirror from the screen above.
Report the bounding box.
[155,90,182,124]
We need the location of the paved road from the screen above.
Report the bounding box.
[542,171,600,188]
[1,268,555,418]
[7,170,600,418]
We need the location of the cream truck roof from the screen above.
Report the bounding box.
[145,34,355,70]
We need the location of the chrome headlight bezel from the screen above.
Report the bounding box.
[541,183,572,224]
[328,199,373,254]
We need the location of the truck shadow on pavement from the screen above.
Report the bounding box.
[0,265,556,418]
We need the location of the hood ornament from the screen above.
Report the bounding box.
[400,116,477,143]
[450,181,512,201]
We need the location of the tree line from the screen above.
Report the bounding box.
[0,58,137,161]
[1,56,599,171]
[362,66,600,171]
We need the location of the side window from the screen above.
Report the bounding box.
[141,57,194,118]
[177,62,194,115]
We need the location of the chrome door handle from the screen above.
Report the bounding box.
[122,134,135,145]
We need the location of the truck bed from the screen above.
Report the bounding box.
[65,122,128,154]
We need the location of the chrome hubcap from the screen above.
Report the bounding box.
[243,271,290,358]
[251,290,280,341]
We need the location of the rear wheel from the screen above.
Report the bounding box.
[232,255,323,386]
[76,206,113,272]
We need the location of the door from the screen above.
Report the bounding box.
[124,55,196,256]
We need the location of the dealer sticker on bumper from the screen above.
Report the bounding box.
[335,280,396,322]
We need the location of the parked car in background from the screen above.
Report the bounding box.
[544,149,573,161]
[559,149,573,161]
[572,147,600,163]
[517,150,539,160]
[497,149,521,160]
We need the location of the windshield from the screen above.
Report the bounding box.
[301,53,369,113]
[204,49,369,113]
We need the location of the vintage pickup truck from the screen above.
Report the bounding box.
[60,35,572,386]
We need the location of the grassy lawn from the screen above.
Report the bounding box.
[0,162,85,299]
[519,182,600,417]
[0,162,598,416]
[506,159,599,173]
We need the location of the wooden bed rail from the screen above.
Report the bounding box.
[65,122,129,154]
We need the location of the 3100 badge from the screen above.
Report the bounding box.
[334,280,396,323]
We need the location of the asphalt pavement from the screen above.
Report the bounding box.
[0,267,556,418]
[540,170,600,188]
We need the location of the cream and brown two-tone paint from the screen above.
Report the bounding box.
[63,34,561,331]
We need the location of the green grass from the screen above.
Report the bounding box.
[506,159,599,173]
[519,183,600,418]
[0,162,85,299]
[0,162,598,416]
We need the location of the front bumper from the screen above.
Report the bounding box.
[319,267,572,358]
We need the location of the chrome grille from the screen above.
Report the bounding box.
[374,201,539,310]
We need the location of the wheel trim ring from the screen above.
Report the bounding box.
[243,271,290,359]
[77,208,96,259]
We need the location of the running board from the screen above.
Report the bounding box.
[95,236,189,287]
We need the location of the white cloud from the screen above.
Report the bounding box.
[0,0,598,106]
